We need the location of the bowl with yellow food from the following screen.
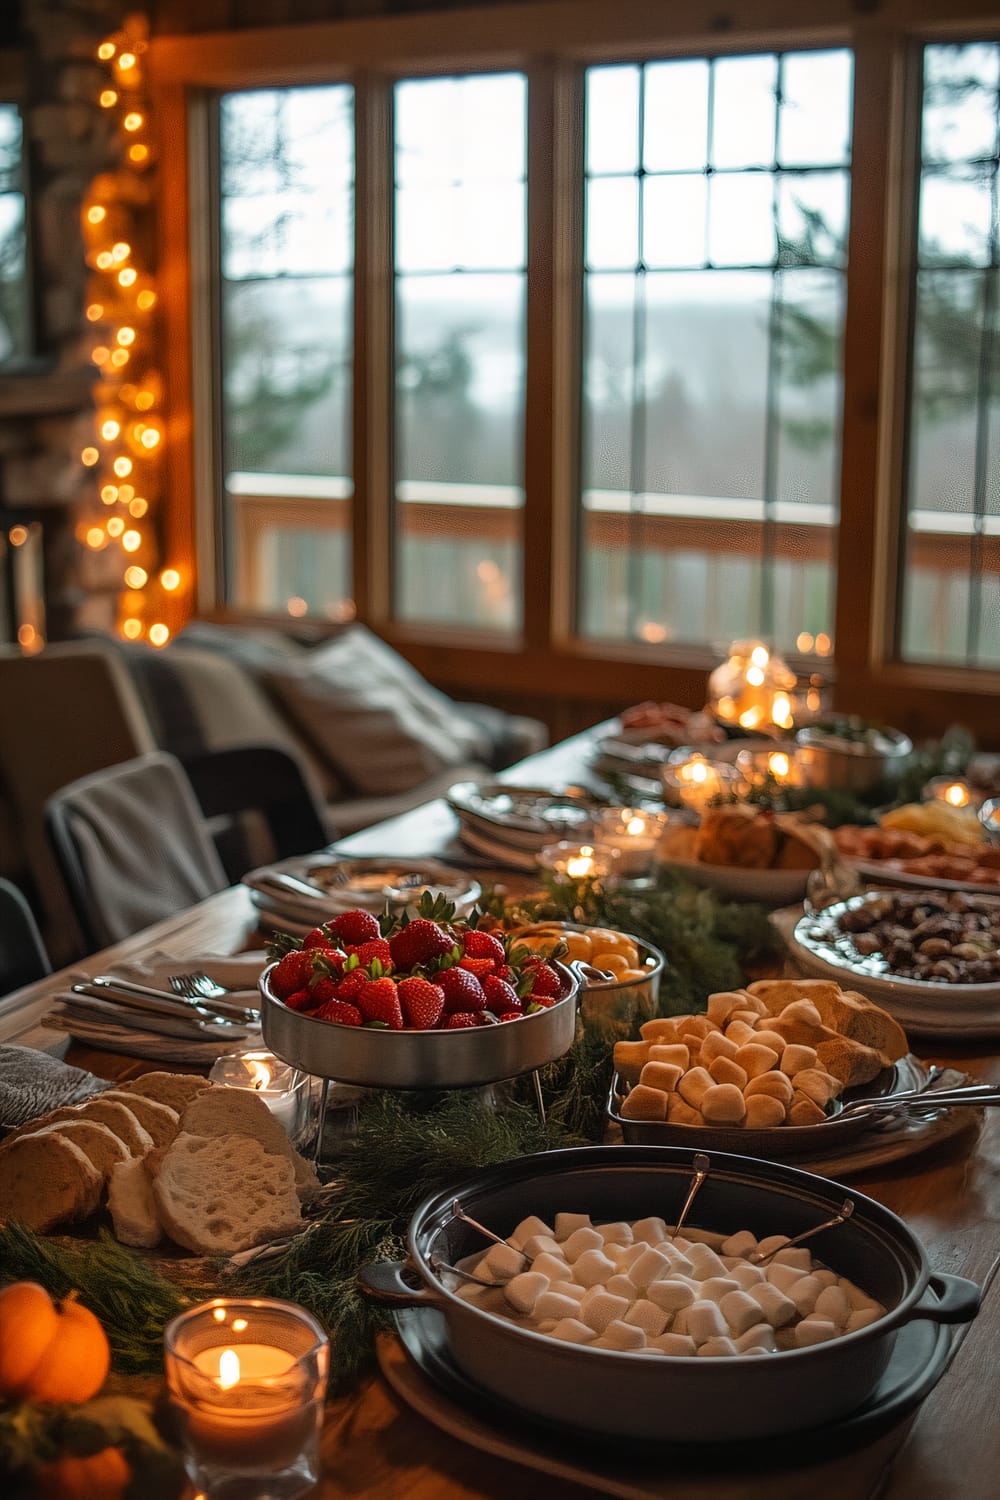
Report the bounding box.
[508,921,665,1017]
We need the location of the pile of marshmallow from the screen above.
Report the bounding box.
[455,1212,885,1357]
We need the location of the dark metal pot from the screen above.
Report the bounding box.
[359,1145,979,1442]
[260,960,579,1089]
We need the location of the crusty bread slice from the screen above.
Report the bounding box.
[117,1072,211,1115]
[0,1132,102,1230]
[98,1091,179,1150]
[18,1119,130,1185]
[108,1155,162,1248]
[153,1132,302,1253]
[837,992,909,1063]
[69,1098,154,1157]
[816,1036,885,1089]
[179,1086,318,1199]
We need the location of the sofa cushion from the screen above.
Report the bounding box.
[259,627,493,796]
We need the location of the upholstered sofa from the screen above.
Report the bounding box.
[0,624,546,958]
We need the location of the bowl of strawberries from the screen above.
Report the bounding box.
[259,896,579,1088]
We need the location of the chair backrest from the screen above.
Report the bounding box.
[0,877,51,999]
[179,744,332,882]
[46,752,228,951]
[0,642,157,960]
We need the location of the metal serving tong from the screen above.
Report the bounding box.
[836,1083,1000,1122]
[749,1198,855,1265]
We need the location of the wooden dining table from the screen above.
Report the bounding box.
[2,727,999,1499]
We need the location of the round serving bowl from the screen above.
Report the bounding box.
[260,960,579,1089]
[509,922,665,1017]
[359,1145,979,1443]
[796,723,913,795]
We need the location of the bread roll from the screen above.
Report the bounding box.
[0,1133,102,1230]
[154,1133,302,1254]
[98,1091,179,1150]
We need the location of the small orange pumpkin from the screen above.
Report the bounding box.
[34,1445,130,1500]
[0,1282,110,1404]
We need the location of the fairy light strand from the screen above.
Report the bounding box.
[81,15,178,647]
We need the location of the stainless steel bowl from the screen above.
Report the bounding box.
[260,960,579,1089]
[510,922,665,1016]
[796,724,913,794]
[359,1145,980,1443]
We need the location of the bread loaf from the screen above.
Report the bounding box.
[108,1155,162,1248]
[117,1072,211,1115]
[98,1091,179,1150]
[69,1098,154,1156]
[0,1133,102,1230]
[18,1119,130,1184]
[153,1132,302,1253]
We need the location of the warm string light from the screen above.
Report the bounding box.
[81,15,178,649]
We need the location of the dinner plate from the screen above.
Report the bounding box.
[788,895,1000,1035]
[609,1055,926,1159]
[244,856,481,918]
[656,856,812,906]
[846,856,1000,899]
[447,781,601,838]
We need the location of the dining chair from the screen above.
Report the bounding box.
[45,751,229,951]
[0,877,52,998]
[179,744,333,883]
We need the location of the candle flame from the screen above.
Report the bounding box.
[217,1349,241,1389]
[626,816,645,836]
[750,645,770,668]
[739,707,764,729]
[247,1059,272,1090]
[945,784,970,808]
[690,762,708,784]
[746,666,765,687]
[566,845,596,878]
[769,752,790,779]
[771,693,793,728]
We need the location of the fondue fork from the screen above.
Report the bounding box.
[670,1152,711,1240]
[749,1198,855,1265]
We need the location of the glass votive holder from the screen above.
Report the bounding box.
[208,1051,311,1146]
[164,1298,329,1500]
[660,755,743,813]
[923,775,978,810]
[735,744,804,792]
[594,808,670,878]
[536,840,621,885]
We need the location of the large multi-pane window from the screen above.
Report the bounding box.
[218,86,354,619]
[901,43,1000,668]
[579,51,852,656]
[393,74,527,632]
[0,102,28,363]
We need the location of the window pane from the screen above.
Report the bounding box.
[218,86,354,620]
[901,45,1000,667]
[580,51,852,654]
[0,104,28,363]
[393,74,526,633]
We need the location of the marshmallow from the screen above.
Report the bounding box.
[721,1230,758,1259]
[630,1216,668,1245]
[533,1291,582,1321]
[624,1298,669,1337]
[789,1275,823,1318]
[598,1221,634,1247]
[578,1287,631,1334]
[573,1248,618,1287]
[755,1234,791,1259]
[550,1279,586,1302]
[687,1299,729,1345]
[479,1242,526,1282]
[503,1271,551,1315]
[813,1268,838,1288]
[629,1246,672,1289]
[531,1252,571,1282]
[846,1307,883,1334]
[510,1216,553,1248]
[814,1284,851,1328]
[686,1243,727,1281]
[646,1278,696,1313]
[729,1263,766,1291]
[601,1319,647,1350]
[550,1317,597,1344]
[794,1316,839,1347]
[554,1213,592,1241]
[720,1290,765,1338]
[735,1322,777,1353]
[770,1247,814,1273]
[748,1281,797,1329]
[562,1227,605,1262]
[607,1273,637,1300]
[699,1276,741,1304]
[697,1336,738,1357]
[520,1234,562,1261]
[766,1262,803,1296]
[654,1332,698,1357]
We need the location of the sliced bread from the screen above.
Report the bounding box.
[17,1119,130,1184]
[68,1098,154,1157]
[0,1132,102,1231]
[117,1072,211,1115]
[153,1132,302,1253]
[108,1155,162,1248]
[179,1086,318,1200]
[97,1090,180,1150]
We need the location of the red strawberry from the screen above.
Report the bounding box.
[270,949,312,1000]
[389,919,454,971]
[397,976,445,1030]
[526,996,556,1010]
[462,929,506,969]
[482,975,521,1016]
[439,966,487,1015]
[497,1011,523,1024]
[445,1012,480,1029]
[347,938,393,972]
[355,976,403,1029]
[327,909,381,946]
[303,926,331,950]
[525,961,562,999]
[337,967,372,1003]
[307,976,340,1006]
[314,998,363,1026]
[457,956,495,979]
[283,988,314,1012]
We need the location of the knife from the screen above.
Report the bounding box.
[80,975,259,1023]
[66,988,249,1039]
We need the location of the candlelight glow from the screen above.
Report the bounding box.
[566,846,596,878]
[626,815,645,836]
[247,1059,272,1090]
[945,783,970,808]
[746,666,765,687]
[769,752,790,778]
[750,645,769,668]
[217,1349,241,1390]
[771,692,794,728]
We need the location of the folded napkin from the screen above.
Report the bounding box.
[112,949,267,1004]
[0,1044,110,1131]
[41,1012,255,1064]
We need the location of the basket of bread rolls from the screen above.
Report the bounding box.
[656,805,837,903]
[609,979,910,1156]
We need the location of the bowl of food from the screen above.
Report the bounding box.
[656,804,835,905]
[259,908,580,1088]
[795,719,912,794]
[507,921,665,1017]
[358,1144,979,1442]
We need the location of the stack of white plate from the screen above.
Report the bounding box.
[243,856,481,937]
[445,781,603,871]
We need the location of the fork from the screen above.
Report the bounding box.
[168,972,260,1021]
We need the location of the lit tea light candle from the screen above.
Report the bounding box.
[208,1051,310,1141]
[537,841,620,885]
[737,746,804,790]
[661,755,741,813]
[924,776,978,809]
[708,639,801,733]
[595,807,670,877]
[165,1298,328,1497]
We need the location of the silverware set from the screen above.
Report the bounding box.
[70,973,259,1031]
